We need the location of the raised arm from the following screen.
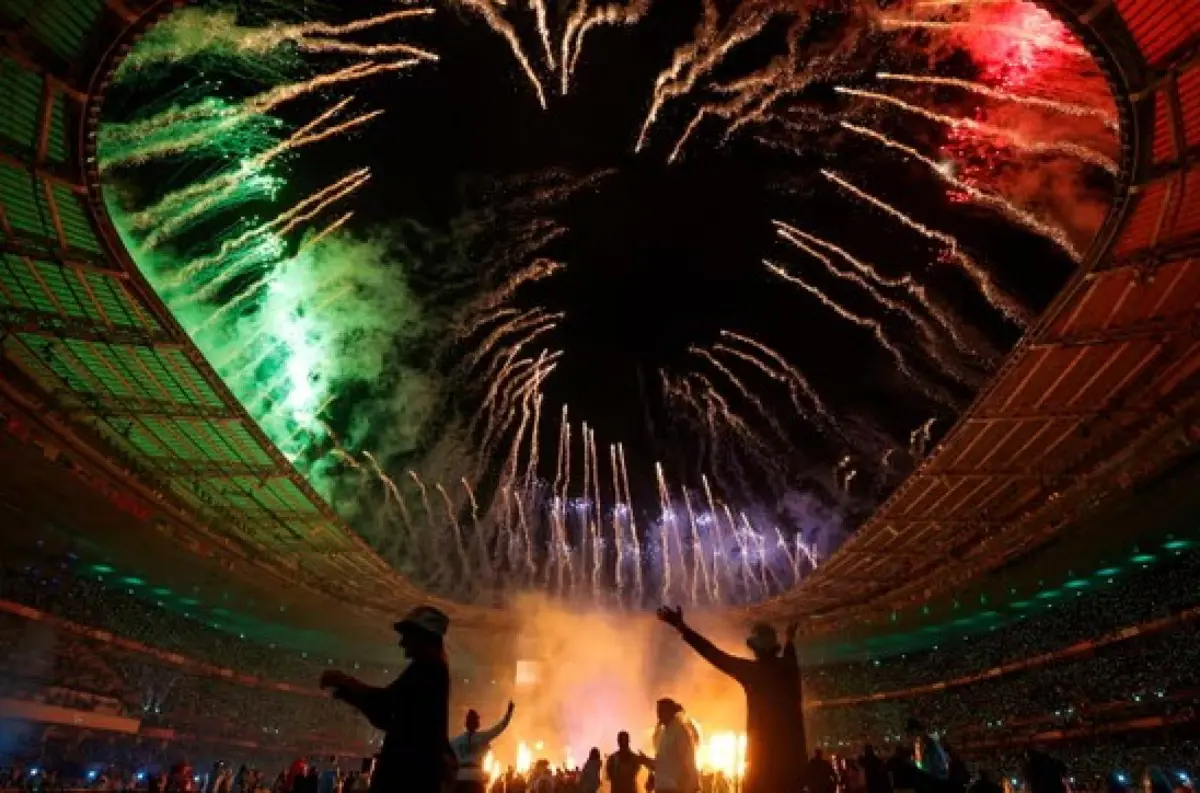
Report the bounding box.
[321,671,396,731]
[478,701,516,743]
[781,622,799,666]
[657,606,752,682]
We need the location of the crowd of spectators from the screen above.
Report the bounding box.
[804,549,1200,701]
[0,558,371,688]
[2,539,1199,791]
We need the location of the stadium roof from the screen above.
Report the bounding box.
[0,0,1196,653]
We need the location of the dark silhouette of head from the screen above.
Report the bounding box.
[466,709,481,732]
[393,606,449,661]
[617,732,631,751]
[656,698,683,726]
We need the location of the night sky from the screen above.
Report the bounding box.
[107,0,1114,568]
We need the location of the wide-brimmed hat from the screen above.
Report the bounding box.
[746,622,779,653]
[393,605,450,638]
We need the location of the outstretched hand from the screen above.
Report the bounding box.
[656,605,684,629]
[506,700,516,717]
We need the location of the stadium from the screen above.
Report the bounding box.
[0,0,1198,790]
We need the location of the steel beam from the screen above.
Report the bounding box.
[64,391,241,421]
[0,235,127,278]
[1096,231,1200,272]
[151,459,284,479]
[0,306,179,347]
[1033,312,1199,348]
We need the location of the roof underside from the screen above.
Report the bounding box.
[0,0,1197,637]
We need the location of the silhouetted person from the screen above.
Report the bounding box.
[862,746,892,793]
[452,702,515,793]
[809,749,838,793]
[907,720,948,782]
[1024,750,1065,793]
[969,772,1003,793]
[321,606,452,793]
[657,606,804,793]
[606,731,651,793]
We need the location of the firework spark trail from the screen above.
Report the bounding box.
[481,353,561,466]
[461,307,520,344]
[700,475,726,599]
[841,121,1083,261]
[776,219,974,352]
[910,416,938,456]
[502,375,538,484]
[774,526,801,586]
[460,259,565,339]
[563,0,655,93]
[681,488,710,605]
[192,8,438,62]
[562,419,573,516]
[589,429,605,600]
[516,496,535,581]
[835,87,1118,173]
[505,355,559,480]
[476,331,558,430]
[692,372,787,492]
[617,442,644,602]
[297,211,355,256]
[662,5,862,164]
[876,72,1117,129]
[585,427,603,601]
[458,0,548,108]
[189,271,276,337]
[175,168,371,295]
[553,404,569,503]
[139,99,381,247]
[819,168,1031,328]
[363,450,412,527]
[465,308,563,375]
[109,61,416,159]
[689,346,790,444]
[880,18,1087,56]
[435,483,473,586]
[717,330,834,428]
[408,470,451,583]
[763,259,931,395]
[723,505,755,600]
[474,355,537,456]
[526,391,548,487]
[526,0,556,70]
[655,461,673,603]
[743,516,770,594]
[195,166,369,285]
[635,0,742,152]
[608,443,626,597]
[773,223,974,390]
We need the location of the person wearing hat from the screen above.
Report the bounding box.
[320,606,452,793]
[656,606,805,793]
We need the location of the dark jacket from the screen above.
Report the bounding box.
[335,657,451,793]
[677,626,806,793]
